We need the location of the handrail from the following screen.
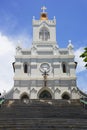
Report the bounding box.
[80,99,87,105]
[0,98,5,105]
[77,87,87,97]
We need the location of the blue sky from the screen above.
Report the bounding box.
[0,0,87,94]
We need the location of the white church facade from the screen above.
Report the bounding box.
[12,7,81,100]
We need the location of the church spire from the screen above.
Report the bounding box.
[40,6,48,20]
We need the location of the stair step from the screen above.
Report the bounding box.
[0,99,87,130]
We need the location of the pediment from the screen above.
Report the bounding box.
[71,88,77,93]
[39,21,49,27]
[30,88,37,93]
[54,88,61,94]
[14,88,20,94]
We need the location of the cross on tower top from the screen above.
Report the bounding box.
[41,6,47,13]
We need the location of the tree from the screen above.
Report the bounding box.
[80,47,87,68]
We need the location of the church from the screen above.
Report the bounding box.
[11,6,81,100]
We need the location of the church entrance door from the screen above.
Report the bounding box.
[39,90,52,99]
[62,93,70,100]
[21,94,29,103]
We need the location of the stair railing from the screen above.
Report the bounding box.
[80,99,87,109]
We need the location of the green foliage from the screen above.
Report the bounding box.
[80,47,87,69]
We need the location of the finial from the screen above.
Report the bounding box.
[68,40,74,49]
[68,40,72,43]
[17,40,22,48]
[33,16,35,20]
[54,16,56,20]
[41,6,47,13]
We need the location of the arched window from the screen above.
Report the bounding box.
[62,92,70,100]
[39,90,52,99]
[62,62,66,73]
[24,63,28,73]
[39,27,50,41]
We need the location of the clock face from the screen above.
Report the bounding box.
[40,63,50,73]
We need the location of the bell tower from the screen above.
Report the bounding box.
[32,6,57,45]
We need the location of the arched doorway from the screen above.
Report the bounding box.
[21,93,29,103]
[39,90,52,99]
[62,92,70,100]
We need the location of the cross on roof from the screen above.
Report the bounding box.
[41,6,47,13]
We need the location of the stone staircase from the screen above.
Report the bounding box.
[0,99,87,130]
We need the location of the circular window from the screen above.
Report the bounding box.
[40,63,50,73]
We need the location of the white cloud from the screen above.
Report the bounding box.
[0,33,15,56]
[0,32,32,94]
[0,33,15,94]
[14,33,32,48]
[75,47,86,73]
